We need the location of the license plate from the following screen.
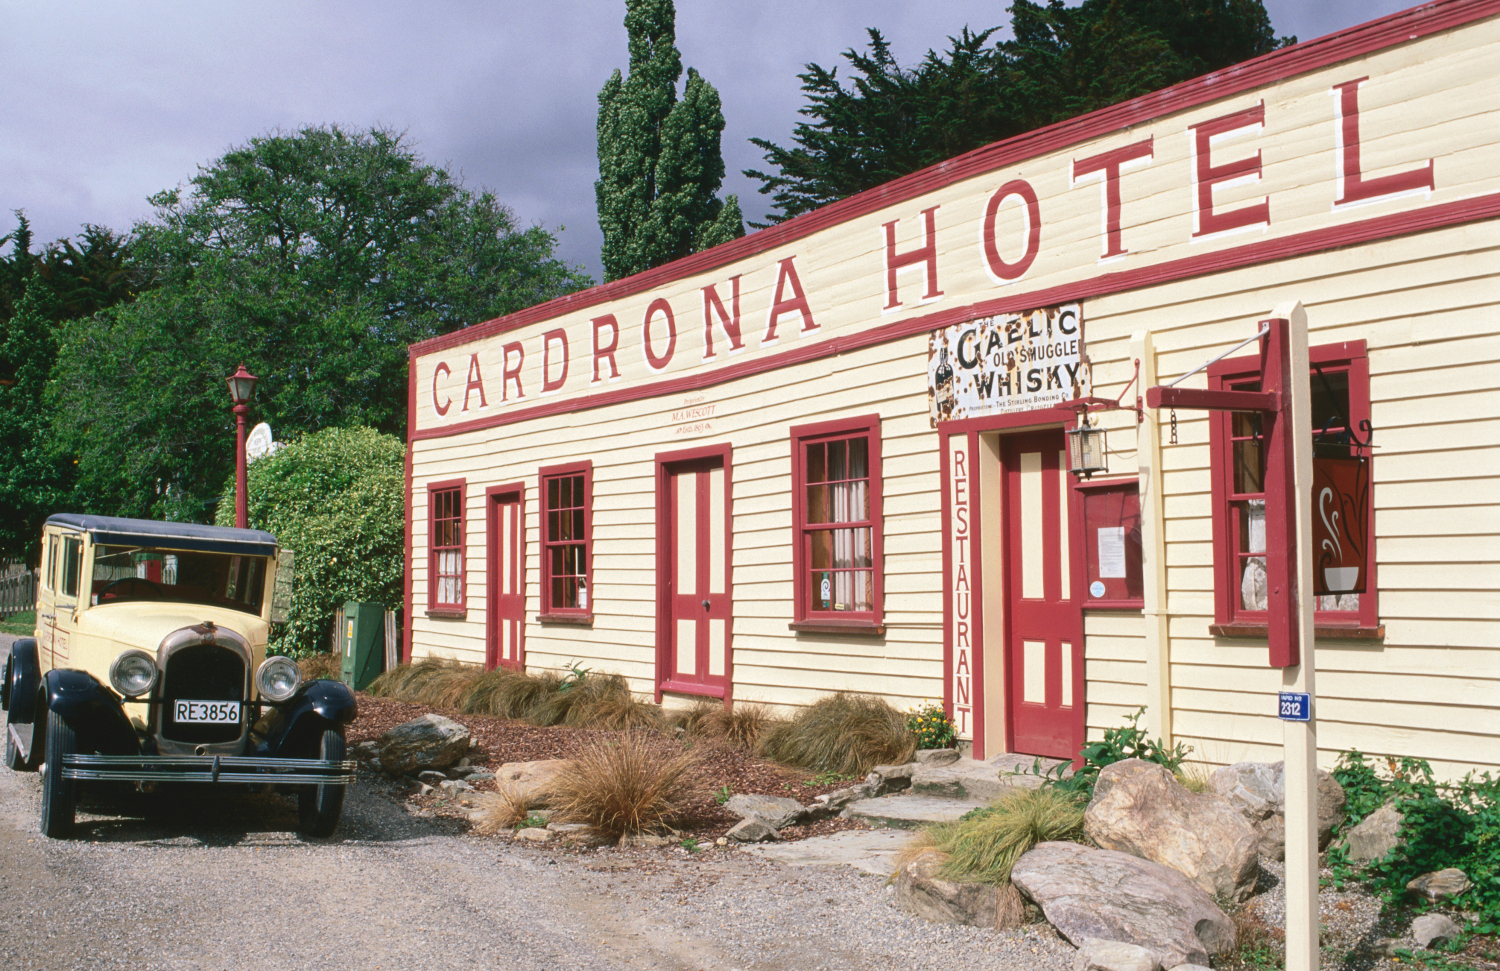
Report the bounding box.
[174,700,241,724]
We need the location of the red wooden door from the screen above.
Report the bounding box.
[661,456,730,695]
[1002,430,1084,759]
[487,488,525,670]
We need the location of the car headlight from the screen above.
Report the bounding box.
[109,650,159,698]
[255,656,302,703]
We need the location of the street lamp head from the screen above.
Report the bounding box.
[226,364,258,406]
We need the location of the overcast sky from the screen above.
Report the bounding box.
[2,0,1419,282]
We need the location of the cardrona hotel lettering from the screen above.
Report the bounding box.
[426,75,1431,421]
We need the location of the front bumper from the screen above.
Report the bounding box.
[62,753,356,786]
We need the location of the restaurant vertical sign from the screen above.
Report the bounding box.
[950,437,974,740]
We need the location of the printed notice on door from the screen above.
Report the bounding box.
[1097,526,1126,579]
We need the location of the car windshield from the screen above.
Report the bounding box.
[91,545,267,615]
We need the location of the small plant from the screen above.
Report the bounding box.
[516,813,548,830]
[680,836,701,852]
[714,785,732,805]
[906,701,957,750]
[803,770,855,787]
[548,732,702,839]
[757,692,916,776]
[1020,706,1191,801]
[557,661,591,693]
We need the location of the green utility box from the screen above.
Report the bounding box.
[341,601,385,691]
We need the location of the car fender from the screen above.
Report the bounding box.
[4,639,41,724]
[264,679,358,759]
[43,669,140,756]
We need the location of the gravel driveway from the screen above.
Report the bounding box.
[0,758,1073,971]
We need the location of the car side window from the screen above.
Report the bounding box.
[58,536,83,601]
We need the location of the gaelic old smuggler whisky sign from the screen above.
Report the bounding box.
[927,304,1089,426]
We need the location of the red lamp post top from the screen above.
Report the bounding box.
[226,364,258,407]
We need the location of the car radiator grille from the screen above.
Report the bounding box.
[159,644,246,744]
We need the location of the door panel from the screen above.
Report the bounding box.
[487,490,525,670]
[1003,431,1083,759]
[661,456,731,694]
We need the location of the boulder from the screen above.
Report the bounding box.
[492,759,571,808]
[1086,760,1259,903]
[1074,938,1160,971]
[725,816,780,843]
[1011,842,1235,969]
[915,748,962,765]
[1210,761,1347,859]
[725,794,806,829]
[1335,802,1403,862]
[376,714,472,775]
[892,849,1026,930]
[514,827,555,843]
[1407,868,1472,903]
[1412,913,1462,949]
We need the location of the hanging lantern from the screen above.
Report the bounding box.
[1067,414,1108,479]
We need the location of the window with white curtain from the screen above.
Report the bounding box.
[792,416,883,627]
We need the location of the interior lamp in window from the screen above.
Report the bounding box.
[1067,414,1108,479]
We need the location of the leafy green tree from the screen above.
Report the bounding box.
[748,0,1291,223]
[0,216,143,561]
[213,426,404,659]
[49,125,590,522]
[596,0,745,281]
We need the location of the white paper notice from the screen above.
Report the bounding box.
[1097,526,1126,578]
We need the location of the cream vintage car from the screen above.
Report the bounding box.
[1,514,357,838]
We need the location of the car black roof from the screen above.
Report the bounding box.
[45,514,279,557]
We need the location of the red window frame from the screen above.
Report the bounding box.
[790,415,884,632]
[538,460,593,621]
[427,479,466,614]
[1208,339,1380,636]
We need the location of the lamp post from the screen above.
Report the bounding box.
[226,365,258,529]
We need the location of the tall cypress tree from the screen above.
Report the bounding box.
[596,0,744,282]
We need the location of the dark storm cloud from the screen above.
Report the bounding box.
[1,0,1417,283]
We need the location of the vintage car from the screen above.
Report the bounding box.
[1,514,357,838]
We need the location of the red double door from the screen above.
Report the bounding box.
[1002,431,1084,760]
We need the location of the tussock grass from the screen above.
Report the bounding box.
[367,656,470,700]
[1176,762,1214,794]
[671,699,775,750]
[912,786,1086,886]
[297,652,340,681]
[561,674,664,731]
[470,783,539,835]
[756,692,914,776]
[548,732,702,839]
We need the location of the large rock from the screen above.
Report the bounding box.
[725,817,779,843]
[1407,868,1472,903]
[492,759,571,808]
[1210,761,1347,859]
[1074,938,1160,971]
[892,849,1026,930]
[1336,801,1404,862]
[1412,913,1462,949]
[1011,842,1235,969]
[376,714,472,775]
[725,794,806,829]
[1086,760,1259,903]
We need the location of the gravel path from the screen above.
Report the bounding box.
[0,761,1075,971]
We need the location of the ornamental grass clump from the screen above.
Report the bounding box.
[670,698,776,750]
[756,692,915,776]
[297,652,340,681]
[548,732,702,839]
[903,786,1087,886]
[470,783,539,836]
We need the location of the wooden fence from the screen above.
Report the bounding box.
[0,562,36,619]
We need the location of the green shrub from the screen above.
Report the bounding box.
[1025,706,1190,800]
[756,692,915,776]
[215,426,404,659]
[1331,750,1500,935]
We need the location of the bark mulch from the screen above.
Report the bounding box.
[347,694,874,841]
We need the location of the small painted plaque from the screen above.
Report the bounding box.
[1277,691,1312,722]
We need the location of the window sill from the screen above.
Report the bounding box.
[425,608,467,620]
[1210,623,1385,641]
[536,613,593,627]
[789,619,885,636]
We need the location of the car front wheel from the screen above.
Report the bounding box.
[40,709,77,838]
[297,728,346,838]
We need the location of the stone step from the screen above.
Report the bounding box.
[847,793,992,829]
[908,752,1062,801]
[739,829,913,876]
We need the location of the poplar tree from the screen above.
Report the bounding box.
[596,0,745,282]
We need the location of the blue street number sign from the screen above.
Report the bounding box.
[1278,691,1312,722]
